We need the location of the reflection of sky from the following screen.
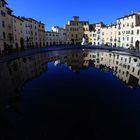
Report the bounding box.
[19,62,140,138]
[22,62,140,98]
[3,55,140,139]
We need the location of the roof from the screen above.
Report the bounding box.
[0,0,8,5]
[12,15,24,22]
[6,7,13,12]
[28,18,45,25]
[28,18,39,23]
[73,16,79,18]
[117,12,140,20]
[108,23,117,27]
[46,31,59,34]
[21,17,30,22]
[79,21,89,23]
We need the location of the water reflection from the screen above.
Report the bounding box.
[53,50,140,88]
[0,53,48,107]
[0,50,140,104]
[1,49,140,139]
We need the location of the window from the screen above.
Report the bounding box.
[138,70,140,76]
[131,37,133,43]
[131,23,134,28]
[2,2,4,7]
[3,32,6,39]
[1,10,6,17]
[129,58,131,63]
[137,30,139,35]
[132,68,135,72]
[2,21,5,28]
[118,37,120,42]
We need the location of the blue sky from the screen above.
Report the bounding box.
[7,0,140,31]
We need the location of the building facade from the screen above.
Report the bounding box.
[12,15,24,50]
[52,26,68,45]
[0,0,46,53]
[88,12,140,49]
[0,0,14,53]
[1,0,140,53]
[64,16,89,45]
[116,12,140,49]
[45,31,59,46]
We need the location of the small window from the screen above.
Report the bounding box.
[3,32,6,39]
[1,10,6,17]
[2,2,5,7]
[132,68,135,72]
[138,70,140,76]
[2,21,5,28]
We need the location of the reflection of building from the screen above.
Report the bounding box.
[0,53,48,106]
[50,50,140,88]
[82,51,140,87]
[1,49,140,105]
[86,51,140,87]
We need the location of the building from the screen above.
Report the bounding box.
[22,17,32,48]
[64,16,89,45]
[38,22,46,47]
[1,0,140,52]
[0,0,14,53]
[116,12,140,49]
[24,18,46,48]
[83,24,95,45]
[89,12,140,49]
[12,15,24,50]
[89,22,106,46]
[101,23,117,47]
[22,17,46,49]
[52,26,68,45]
[0,0,7,53]
[45,31,59,46]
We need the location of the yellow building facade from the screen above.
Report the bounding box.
[64,16,89,45]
